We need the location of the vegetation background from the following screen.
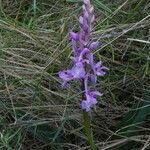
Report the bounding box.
[0,0,150,149]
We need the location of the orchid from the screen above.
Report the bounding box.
[59,0,108,112]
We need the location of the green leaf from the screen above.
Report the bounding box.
[111,87,150,149]
[66,0,82,3]
[117,86,150,137]
[94,0,113,14]
[28,125,58,143]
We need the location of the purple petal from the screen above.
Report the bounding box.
[91,91,103,97]
[82,59,89,64]
[93,61,109,76]
[59,70,73,81]
[69,32,79,41]
[96,71,106,76]
[90,15,95,24]
[71,63,86,79]
[82,100,91,112]
[72,39,78,54]
[90,97,97,105]
[87,53,94,64]
[91,74,97,84]
[79,16,83,25]
[86,93,97,105]
[83,23,89,32]
[87,53,95,71]
[95,61,102,68]
[90,41,99,50]
[79,48,89,61]
[85,90,102,106]
[84,11,89,19]
[82,40,88,46]
[61,81,68,89]
[83,0,90,5]
[101,66,109,70]
[84,75,88,93]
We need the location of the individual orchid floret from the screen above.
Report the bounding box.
[59,62,86,81]
[86,91,103,105]
[93,61,109,76]
[82,75,103,111]
[82,91,103,112]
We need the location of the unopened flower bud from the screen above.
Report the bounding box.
[79,16,84,25]
[69,32,79,41]
[90,41,99,50]
[83,23,89,31]
[89,6,94,14]
[84,0,91,5]
[90,15,95,24]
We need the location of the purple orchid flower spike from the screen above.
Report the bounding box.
[59,0,109,111]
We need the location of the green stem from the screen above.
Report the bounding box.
[81,77,96,149]
[83,110,97,150]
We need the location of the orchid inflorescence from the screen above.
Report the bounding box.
[59,0,109,112]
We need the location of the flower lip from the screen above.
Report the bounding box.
[71,62,86,79]
[82,100,91,112]
[59,70,73,81]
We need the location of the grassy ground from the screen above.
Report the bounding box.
[0,0,150,149]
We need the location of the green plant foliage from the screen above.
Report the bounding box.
[0,0,150,149]
[28,125,59,143]
[117,86,150,137]
[94,0,112,14]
